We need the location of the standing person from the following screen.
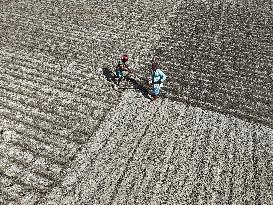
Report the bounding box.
[148,56,167,101]
[114,54,131,86]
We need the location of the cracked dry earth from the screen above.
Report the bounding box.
[0,0,273,205]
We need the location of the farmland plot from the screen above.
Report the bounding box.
[0,0,180,70]
[0,0,273,204]
[42,90,273,204]
[153,3,273,126]
[0,0,181,204]
[151,2,273,127]
[0,49,121,204]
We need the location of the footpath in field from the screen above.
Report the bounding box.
[42,90,273,205]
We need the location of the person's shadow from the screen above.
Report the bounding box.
[125,74,151,100]
[102,67,115,82]
[102,67,151,100]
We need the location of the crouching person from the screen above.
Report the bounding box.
[115,54,130,86]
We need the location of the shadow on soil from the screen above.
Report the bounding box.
[102,67,114,82]
[102,67,151,100]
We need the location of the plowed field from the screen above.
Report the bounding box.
[0,0,272,204]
